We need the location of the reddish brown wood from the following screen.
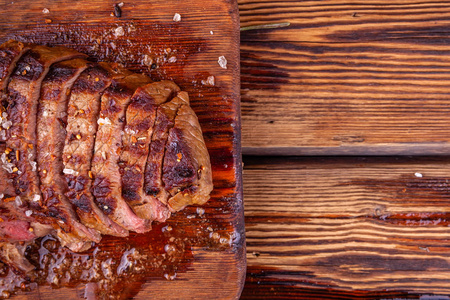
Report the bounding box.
[0,0,244,299]
[239,0,450,156]
[242,275,425,300]
[242,156,450,298]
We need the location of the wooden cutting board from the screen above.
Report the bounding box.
[0,0,244,299]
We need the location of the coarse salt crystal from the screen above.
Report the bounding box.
[15,196,22,206]
[1,153,14,173]
[173,13,181,22]
[114,26,125,37]
[415,172,423,178]
[128,24,137,32]
[33,194,40,202]
[30,161,37,172]
[143,54,153,66]
[42,8,49,14]
[97,117,112,126]
[218,56,227,69]
[124,127,136,135]
[196,207,205,216]
[201,75,215,87]
[2,165,13,173]
[2,121,11,129]
[25,210,32,217]
[42,110,48,117]
[210,30,214,35]
[168,56,177,63]
[63,168,79,176]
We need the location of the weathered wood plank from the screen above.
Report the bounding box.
[242,156,450,297]
[239,0,450,155]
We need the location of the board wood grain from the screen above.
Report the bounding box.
[239,0,450,155]
[0,0,244,299]
[242,156,450,298]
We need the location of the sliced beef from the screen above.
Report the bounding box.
[5,44,84,218]
[0,204,38,243]
[162,93,213,212]
[62,63,128,237]
[0,243,34,273]
[37,58,102,249]
[0,151,51,268]
[0,206,51,243]
[144,92,187,212]
[91,72,152,232]
[119,81,179,222]
[0,220,35,242]
[0,144,52,245]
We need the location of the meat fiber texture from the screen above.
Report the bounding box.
[0,40,213,272]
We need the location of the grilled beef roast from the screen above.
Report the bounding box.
[0,40,213,265]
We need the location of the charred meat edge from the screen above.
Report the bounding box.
[38,58,102,248]
[0,40,30,143]
[92,72,153,232]
[0,40,30,91]
[119,81,179,222]
[0,40,30,124]
[62,62,128,237]
[162,93,213,212]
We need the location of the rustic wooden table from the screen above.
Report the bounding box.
[239,0,450,298]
